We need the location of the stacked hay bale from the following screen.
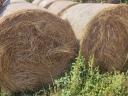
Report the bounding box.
[0,1,77,92]
[34,0,128,72]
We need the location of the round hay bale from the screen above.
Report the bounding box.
[48,0,79,16]
[0,3,77,92]
[61,4,128,72]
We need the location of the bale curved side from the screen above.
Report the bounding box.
[81,4,128,72]
[48,1,79,16]
[61,4,128,72]
[0,3,77,92]
[62,4,115,41]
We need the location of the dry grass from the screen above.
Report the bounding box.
[0,3,77,92]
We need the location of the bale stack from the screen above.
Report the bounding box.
[35,0,128,72]
[0,2,77,92]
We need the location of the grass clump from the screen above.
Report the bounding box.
[51,53,128,96]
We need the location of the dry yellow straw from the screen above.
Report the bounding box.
[0,2,77,92]
[61,4,128,72]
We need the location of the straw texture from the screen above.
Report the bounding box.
[0,3,77,92]
[61,4,128,72]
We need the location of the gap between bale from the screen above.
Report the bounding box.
[0,3,78,92]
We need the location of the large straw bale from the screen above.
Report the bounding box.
[61,4,128,72]
[0,3,77,92]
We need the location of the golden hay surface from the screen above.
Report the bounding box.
[0,3,77,92]
[61,3,128,72]
[82,4,128,72]
[48,1,79,16]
